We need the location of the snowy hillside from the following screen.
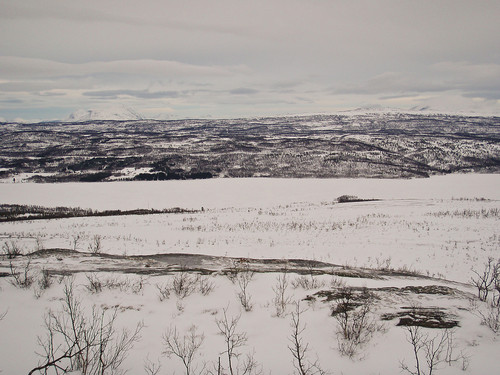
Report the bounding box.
[1,112,499,182]
[66,107,144,121]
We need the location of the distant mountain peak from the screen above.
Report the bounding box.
[67,106,144,121]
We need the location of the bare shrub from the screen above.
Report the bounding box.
[478,303,500,333]
[272,271,292,317]
[226,259,254,283]
[172,270,198,299]
[225,259,241,283]
[84,273,146,295]
[71,233,82,251]
[9,259,33,289]
[215,308,246,375]
[235,266,254,312]
[329,276,346,289]
[88,234,103,255]
[157,273,213,302]
[225,260,255,311]
[143,356,162,375]
[238,351,262,375]
[28,278,143,375]
[470,258,500,333]
[163,325,205,375]
[2,240,22,259]
[471,257,499,302]
[292,275,327,290]
[288,301,327,375]
[85,273,103,293]
[38,268,52,290]
[198,275,216,296]
[35,236,45,252]
[291,267,326,290]
[100,276,130,291]
[332,288,383,358]
[375,256,392,270]
[156,282,171,301]
[130,276,147,294]
[215,307,262,375]
[34,268,53,299]
[400,326,468,375]
[443,329,469,370]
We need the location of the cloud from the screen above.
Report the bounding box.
[37,91,67,97]
[0,98,24,104]
[0,56,248,80]
[334,72,449,96]
[0,1,258,40]
[463,92,500,101]
[332,62,500,104]
[431,62,500,100]
[0,3,126,24]
[229,88,259,95]
[83,89,181,100]
[1,2,500,119]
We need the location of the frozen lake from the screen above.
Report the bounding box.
[1,174,499,210]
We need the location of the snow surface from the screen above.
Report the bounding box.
[1,174,499,210]
[0,175,499,374]
[1,174,499,283]
[0,270,497,374]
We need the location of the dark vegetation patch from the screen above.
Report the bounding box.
[381,307,460,329]
[313,285,459,303]
[0,204,198,222]
[133,171,212,181]
[317,288,378,316]
[336,195,381,204]
[375,285,459,295]
[313,286,462,329]
[79,172,112,182]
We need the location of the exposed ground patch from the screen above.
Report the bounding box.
[381,307,460,329]
[1,249,431,279]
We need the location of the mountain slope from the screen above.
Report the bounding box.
[67,107,143,121]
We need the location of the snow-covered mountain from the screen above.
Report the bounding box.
[67,107,143,121]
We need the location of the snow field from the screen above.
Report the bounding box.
[0,174,499,374]
[1,270,496,374]
[1,195,498,283]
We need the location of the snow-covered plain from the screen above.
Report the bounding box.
[0,174,499,374]
[1,174,498,283]
[2,174,499,211]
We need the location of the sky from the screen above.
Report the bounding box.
[1,0,500,121]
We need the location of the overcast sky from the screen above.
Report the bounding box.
[1,0,500,121]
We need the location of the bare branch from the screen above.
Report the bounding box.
[400,326,467,375]
[215,307,249,375]
[29,277,142,375]
[272,271,292,318]
[88,234,103,255]
[163,325,205,375]
[288,301,327,375]
[143,356,162,375]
